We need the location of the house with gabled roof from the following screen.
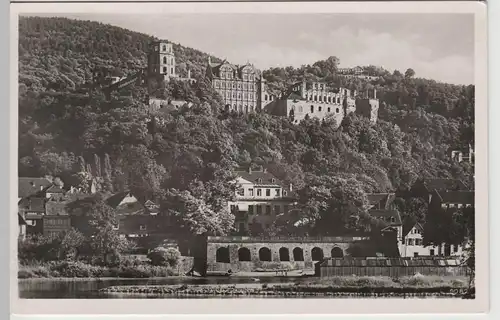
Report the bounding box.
[229,166,299,234]
[410,178,469,203]
[18,177,53,202]
[400,218,465,258]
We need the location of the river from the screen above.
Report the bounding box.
[18,276,309,299]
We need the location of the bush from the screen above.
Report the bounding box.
[147,247,181,267]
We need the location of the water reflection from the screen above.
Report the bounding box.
[18,276,308,299]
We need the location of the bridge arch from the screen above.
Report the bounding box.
[311,247,324,261]
[331,247,344,258]
[279,247,290,261]
[216,247,230,263]
[238,247,251,261]
[259,247,272,261]
[293,247,304,261]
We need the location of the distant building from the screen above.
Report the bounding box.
[450,144,475,164]
[410,178,469,203]
[206,58,271,113]
[228,166,298,234]
[264,81,379,125]
[147,39,196,84]
[18,177,53,202]
[400,220,465,258]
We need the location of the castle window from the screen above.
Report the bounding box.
[314,96,317,102]
[233,83,236,89]
[238,93,241,99]
[318,106,322,112]
[163,67,167,73]
[233,104,237,111]
[311,105,314,113]
[336,108,340,113]
[266,189,271,197]
[275,189,280,197]
[214,80,219,88]
[265,94,268,101]
[162,45,166,51]
[163,57,167,64]
[257,189,262,196]
[171,67,174,74]
[232,92,236,98]
[238,83,241,89]
[328,107,331,112]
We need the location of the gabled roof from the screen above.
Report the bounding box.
[402,218,423,237]
[369,209,402,226]
[18,177,53,198]
[367,193,395,210]
[46,185,65,194]
[284,91,305,101]
[435,190,475,204]
[19,197,46,212]
[421,178,469,192]
[235,168,283,187]
[106,192,145,215]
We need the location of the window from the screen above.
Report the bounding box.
[283,190,287,196]
[162,45,166,51]
[265,94,268,101]
[457,204,463,208]
[266,205,271,215]
[449,203,455,208]
[275,189,280,197]
[328,107,331,112]
[232,83,236,89]
[414,252,419,257]
[311,105,314,113]
[256,205,262,215]
[266,189,271,197]
[466,204,472,208]
[441,204,447,209]
[336,108,340,113]
[430,249,435,256]
[230,205,238,212]
[237,188,244,196]
[274,205,280,214]
[171,67,174,74]
[257,189,262,196]
[163,57,167,64]
[408,239,414,246]
[249,189,254,196]
[163,67,167,73]
[416,239,423,246]
[238,93,241,99]
[319,106,322,112]
[248,205,254,214]
[454,245,458,253]
[139,225,146,231]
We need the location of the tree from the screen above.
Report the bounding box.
[147,247,181,267]
[103,153,113,192]
[405,68,416,79]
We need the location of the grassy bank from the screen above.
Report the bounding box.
[18,261,177,279]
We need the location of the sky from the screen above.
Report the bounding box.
[34,13,474,85]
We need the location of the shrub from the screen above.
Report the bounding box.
[147,247,181,267]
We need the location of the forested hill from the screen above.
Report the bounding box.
[18,16,222,93]
[17,16,474,239]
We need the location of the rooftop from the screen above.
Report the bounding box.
[18,177,53,198]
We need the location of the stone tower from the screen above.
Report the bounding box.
[148,40,176,81]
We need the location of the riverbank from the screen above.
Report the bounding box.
[100,281,473,298]
[18,261,178,279]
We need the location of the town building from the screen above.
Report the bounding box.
[18,177,53,202]
[228,167,299,234]
[410,178,469,203]
[450,144,475,164]
[263,81,379,125]
[401,220,466,258]
[147,39,196,84]
[205,58,273,113]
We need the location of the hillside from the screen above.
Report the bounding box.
[17,16,474,240]
[18,16,222,93]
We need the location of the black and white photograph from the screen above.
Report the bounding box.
[10,0,488,315]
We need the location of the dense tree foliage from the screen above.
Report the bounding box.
[18,17,474,239]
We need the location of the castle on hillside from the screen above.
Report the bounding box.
[147,40,196,84]
[264,81,379,125]
[205,58,276,114]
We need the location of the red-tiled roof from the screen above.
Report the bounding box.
[18,177,52,198]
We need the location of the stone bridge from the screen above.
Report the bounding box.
[206,236,371,273]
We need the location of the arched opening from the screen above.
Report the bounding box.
[238,247,251,261]
[279,247,290,261]
[293,247,304,261]
[163,57,167,64]
[216,247,230,263]
[259,247,272,261]
[331,247,344,258]
[311,247,324,261]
